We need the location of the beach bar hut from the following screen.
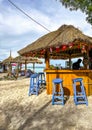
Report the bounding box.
[18,24,92,96]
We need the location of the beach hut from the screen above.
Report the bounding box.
[18,24,92,95]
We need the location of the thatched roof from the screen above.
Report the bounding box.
[2,51,14,64]
[13,56,42,64]
[2,56,14,64]
[18,24,92,59]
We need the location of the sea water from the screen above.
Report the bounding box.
[27,66,45,73]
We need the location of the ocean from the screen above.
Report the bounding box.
[27,66,45,73]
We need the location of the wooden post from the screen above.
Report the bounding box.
[25,60,27,71]
[69,57,71,69]
[87,44,90,69]
[8,63,12,76]
[45,49,50,69]
[20,63,22,71]
[33,63,35,72]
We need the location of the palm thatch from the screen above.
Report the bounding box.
[13,56,42,64]
[13,55,43,72]
[18,24,92,59]
[1,51,14,74]
[2,51,14,64]
[2,56,14,64]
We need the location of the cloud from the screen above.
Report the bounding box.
[0,0,92,62]
[0,1,50,37]
[0,0,3,3]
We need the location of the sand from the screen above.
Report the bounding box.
[0,73,92,130]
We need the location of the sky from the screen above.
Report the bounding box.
[0,0,92,67]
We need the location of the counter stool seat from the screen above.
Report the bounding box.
[52,78,64,105]
[72,78,88,106]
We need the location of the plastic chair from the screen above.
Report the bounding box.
[28,73,39,96]
[72,78,88,106]
[52,78,64,105]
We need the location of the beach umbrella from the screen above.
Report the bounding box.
[11,63,17,66]
[1,51,14,73]
[18,24,92,68]
[13,56,43,72]
[2,51,14,64]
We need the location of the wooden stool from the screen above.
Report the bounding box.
[38,72,46,86]
[28,73,39,96]
[72,78,88,106]
[52,78,64,105]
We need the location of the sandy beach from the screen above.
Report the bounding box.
[0,73,92,130]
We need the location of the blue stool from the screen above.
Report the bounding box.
[52,78,64,105]
[72,78,88,106]
[38,72,46,86]
[28,73,39,96]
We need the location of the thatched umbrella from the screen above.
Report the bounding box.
[2,51,14,73]
[18,24,92,69]
[2,51,14,64]
[13,56,43,72]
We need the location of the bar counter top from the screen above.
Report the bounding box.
[44,69,92,72]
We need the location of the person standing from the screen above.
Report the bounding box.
[72,59,82,70]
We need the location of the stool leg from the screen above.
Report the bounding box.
[73,82,77,105]
[36,81,40,96]
[52,95,54,105]
[28,78,33,96]
[52,83,55,105]
[60,83,64,105]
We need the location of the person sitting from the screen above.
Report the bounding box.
[72,59,82,70]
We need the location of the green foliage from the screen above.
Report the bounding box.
[59,0,92,25]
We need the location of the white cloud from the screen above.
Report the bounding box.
[0,0,92,61]
[0,5,50,36]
